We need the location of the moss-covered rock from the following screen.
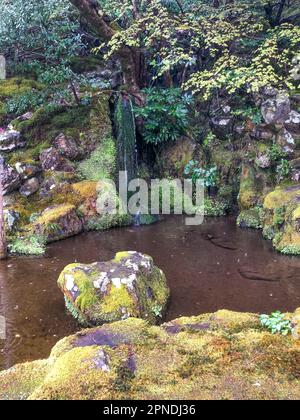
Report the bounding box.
[1,310,300,400]
[0,78,43,125]
[262,184,300,254]
[34,204,83,243]
[292,308,300,343]
[57,251,170,326]
[237,208,263,229]
[238,164,273,210]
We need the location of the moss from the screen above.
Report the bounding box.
[78,137,116,181]
[2,309,300,400]
[0,78,43,98]
[86,214,133,231]
[8,235,46,256]
[57,252,169,326]
[0,360,51,400]
[237,208,263,229]
[72,181,98,200]
[101,285,136,316]
[35,204,75,226]
[263,186,300,210]
[292,205,300,221]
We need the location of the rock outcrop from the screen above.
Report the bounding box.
[34,204,83,242]
[1,309,299,400]
[57,251,170,326]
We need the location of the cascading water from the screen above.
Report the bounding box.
[114,94,138,186]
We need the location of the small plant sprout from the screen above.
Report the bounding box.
[260,311,292,336]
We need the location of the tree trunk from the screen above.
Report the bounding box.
[69,0,142,98]
[0,158,7,260]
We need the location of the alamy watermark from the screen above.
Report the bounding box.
[0,315,5,340]
[96,171,205,226]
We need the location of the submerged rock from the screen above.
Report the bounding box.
[1,310,300,400]
[57,251,170,326]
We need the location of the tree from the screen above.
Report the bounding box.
[68,0,143,97]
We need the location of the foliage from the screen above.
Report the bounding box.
[267,144,287,163]
[95,0,300,101]
[9,235,46,256]
[203,198,227,217]
[134,88,193,145]
[233,106,263,124]
[0,0,86,105]
[260,311,292,336]
[5,90,47,115]
[276,159,291,181]
[184,160,218,188]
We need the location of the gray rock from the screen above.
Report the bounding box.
[251,125,275,141]
[19,177,40,197]
[39,147,73,172]
[16,112,33,122]
[15,162,42,180]
[54,133,80,160]
[0,128,24,152]
[2,163,21,194]
[4,209,20,231]
[211,116,233,139]
[256,155,271,169]
[285,110,300,133]
[261,92,291,125]
[276,128,295,154]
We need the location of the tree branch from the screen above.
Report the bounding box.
[68,0,114,41]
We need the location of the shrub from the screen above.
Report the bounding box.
[184,160,218,188]
[134,88,193,145]
[9,235,46,256]
[260,311,292,336]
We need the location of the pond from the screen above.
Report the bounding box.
[1,215,300,371]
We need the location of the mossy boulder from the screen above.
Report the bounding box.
[237,208,263,229]
[160,136,196,177]
[34,204,83,243]
[292,308,300,342]
[1,310,300,400]
[238,164,273,210]
[262,184,300,254]
[57,251,170,326]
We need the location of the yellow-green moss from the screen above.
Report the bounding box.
[292,206,300,221]
[1,309,300,400]
[72,181,98,200]
[101,285,136,315]
[0,359,51,400]
[264,186,300,210]
[35,204,75,225]
[0,78,43,98]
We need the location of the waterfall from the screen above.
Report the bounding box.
[114,94,138,185]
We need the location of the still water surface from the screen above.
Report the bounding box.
[1,216,300,371]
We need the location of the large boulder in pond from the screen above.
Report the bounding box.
[57,251,170,326]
